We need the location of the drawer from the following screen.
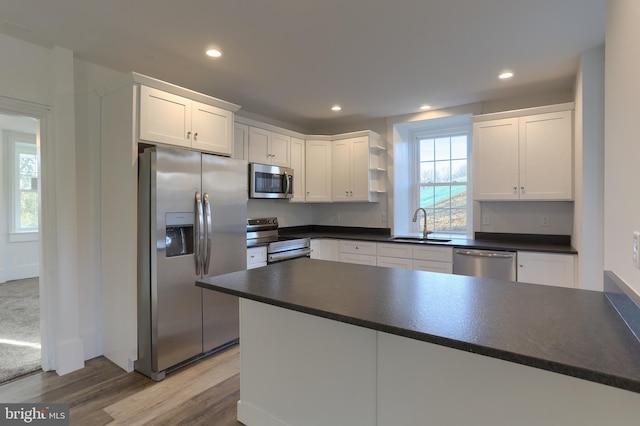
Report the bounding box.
[377,243,412,259]
[412,246,453,263]
[413,259,453,274]
[377,256,413,270]
[339,240,377,256]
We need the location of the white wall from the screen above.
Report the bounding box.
[573,47,605,291]
[604,0,640,297]
[247,199,313,227]
[0,31,110,374]
[73,59,125,359]
[479,202,574,235]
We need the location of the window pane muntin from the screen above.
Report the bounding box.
[413,124,469,234]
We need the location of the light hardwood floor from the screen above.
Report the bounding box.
[0,345,242,425]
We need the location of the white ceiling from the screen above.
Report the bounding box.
[0,0,605,131]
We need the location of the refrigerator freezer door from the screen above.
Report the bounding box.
[153,147,204,372]
[201,154,247,352]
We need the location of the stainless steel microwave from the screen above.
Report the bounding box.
[249,163,294,199]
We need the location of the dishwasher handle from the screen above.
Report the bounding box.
[454,249,515,259]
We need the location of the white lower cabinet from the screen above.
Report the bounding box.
[339,240,377,265]
[377,256,413,270]
[412,246,453,273]
[376,243,413,270]
[310,239,339,261]
[247,246,267,270]
[516,251,576,288]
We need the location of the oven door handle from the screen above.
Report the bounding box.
[268,248,311,262]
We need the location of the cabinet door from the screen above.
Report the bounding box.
[332,139,351,201]
[248,127,270,163]
[191,101,233,155]
[517,251,576,288]
[270,132,291,167]
[518,111,572,200]
[412,259,453,274]
[289,137,306,202]
[233,123,249,160]
[310,239,339,261]
[349,136,371,201]
[305,140,332,202]
[247,246,267,269]
[139,86,190,147]
[339,252,377,266]
[473,118,519,200]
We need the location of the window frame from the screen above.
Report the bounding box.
[5,129,39,240]
[409,120,472,235]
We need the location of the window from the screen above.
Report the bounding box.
[412,120,470,234]
[6,130,39,234]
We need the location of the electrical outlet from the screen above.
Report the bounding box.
[541,216,549,227]
[482,215,490,226]
[337,213,341,223]
[381,213,388,222]
[634,231,640,269]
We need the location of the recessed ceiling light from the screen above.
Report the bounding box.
[499,71,514,80]
[420,105,431,110]
[331,105,342,112]
[206,49,222,58]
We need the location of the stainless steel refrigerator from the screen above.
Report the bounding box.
[136,146,247,381]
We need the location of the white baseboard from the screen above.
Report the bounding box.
[5,263,39,281]
[237,400,287,426]
[56,337,85,375]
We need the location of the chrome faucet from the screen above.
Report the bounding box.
[412,208,432,239]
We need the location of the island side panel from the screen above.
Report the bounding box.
[238,299,377,426]
[377,332,640,425]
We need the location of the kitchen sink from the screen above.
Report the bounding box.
[388,236,451,243]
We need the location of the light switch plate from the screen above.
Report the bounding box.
[633,231,640,269]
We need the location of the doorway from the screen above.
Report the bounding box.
[0,112,41,384]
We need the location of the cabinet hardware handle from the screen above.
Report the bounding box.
[194,132,198,140]
[346,191,349,195]
[521,186,525,192]
[350,191,353,196]
[187,131,191,139]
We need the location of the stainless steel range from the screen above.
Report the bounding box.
[247,217,311,263]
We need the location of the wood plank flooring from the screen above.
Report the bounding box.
[0,344,242,425]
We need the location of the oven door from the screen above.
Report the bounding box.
[249,163,294,199]
[268,247,312,263]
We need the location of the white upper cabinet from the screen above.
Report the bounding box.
[305,140,332,202]
[248,127,290,167]
[289,137,306,203]
[139,85,233,156]
[332,136,371,202]
[473,106,573,201]
[233,122,249,160]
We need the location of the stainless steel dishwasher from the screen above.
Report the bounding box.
[452,249,517,281]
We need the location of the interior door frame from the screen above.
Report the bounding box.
[0,96,53,371]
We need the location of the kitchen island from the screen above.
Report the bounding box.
[197,258,640,425]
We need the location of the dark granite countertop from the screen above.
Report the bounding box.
[197,258,640,393]
[277,226,577,254]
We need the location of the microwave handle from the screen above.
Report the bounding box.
[284,171,292,196]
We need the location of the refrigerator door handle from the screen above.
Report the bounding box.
[284,171,291,196]
[195,191,203,274]
[203,192,212,275]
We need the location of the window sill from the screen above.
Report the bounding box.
[8,232,39,243]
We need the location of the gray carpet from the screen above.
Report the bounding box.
[0,278,41,384]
